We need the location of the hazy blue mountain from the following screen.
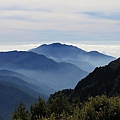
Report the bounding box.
[30,43,115,72]
[0,51,58,70]
[82,51,116,66]
[0,83,36,120]
[0,69,55,96]
[0,51,88,90]
[0,74,48,99]
[0,69,54,119]
[55,59,94,72]
[30,43,86,59]
[69,57,120,101]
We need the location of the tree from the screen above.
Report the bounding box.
[79,95,120,120]
[49,112,55,120]
[47,93,71,117]
[30,97,46,120]
[12,100,30,120]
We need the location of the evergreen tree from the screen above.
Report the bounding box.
[79,95,120,120]
[30,97,46,120]
[49,113,55,120]
[61,110,67,120]
[12,100,30,120]
[47,93,71,117]
[11,95,120,120]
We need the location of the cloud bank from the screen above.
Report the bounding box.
[0,43,119,58]
[0,0,120,57]
[0,0,120,43]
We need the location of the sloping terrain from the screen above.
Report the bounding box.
[0,51,87,90]
[30,43,115,72]
[70,58,120,101]
[0,83,36,120]
[0,69,54,96]
[0,75,48,99]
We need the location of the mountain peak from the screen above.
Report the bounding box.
[50,43,63,46]
[31,42,86,58]
[30,43,115,72]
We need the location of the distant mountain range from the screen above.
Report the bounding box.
[0,82,36,120]
[0,50,88,119]
[30,43,115,72]
[0,69,52,98]
[0,69,53,120]
[0,51,87,90]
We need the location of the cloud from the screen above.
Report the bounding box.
[0,44,40,52]
[1,0,120,12]
[71,43,120,58]
[82,12,120,20]
[0,0,120,45]
[0,42,119,58]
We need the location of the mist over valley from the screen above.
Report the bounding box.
[0,43,118,119]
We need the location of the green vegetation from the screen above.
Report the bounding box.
[12,100,30,120]
[12,95,120,120]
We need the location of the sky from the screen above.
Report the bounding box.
[0,0,120,57]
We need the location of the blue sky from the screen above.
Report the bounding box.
[0,0,120,57]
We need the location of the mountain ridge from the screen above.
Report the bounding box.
[0,82,36,120]
[30,43,115,72]
[0,51,87,90]
[0,69,55,96]
[69,57,120,101]
[48,58,120,104]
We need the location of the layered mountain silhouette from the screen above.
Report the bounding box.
[0,69,53,120]
[0,50,88,119]
[0,51,87,90]
[0,83,36,120]
[0,69,54,96]
[0,69,52,98]
[69,58,120,101]
[30,43,115,72]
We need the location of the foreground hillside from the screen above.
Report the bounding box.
[11,58,120,120]
[47,57,120,103]
[12,95,120,120]
[70,57,120,101]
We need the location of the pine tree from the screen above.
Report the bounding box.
[47,93,71,117]
[30,97,46,120]
[49,112,55,120]
[12,100,30,120]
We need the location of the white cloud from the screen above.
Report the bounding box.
[0,43,119,58]
[0,44,40,52]
[0,0,120,13]
[0,9,120,32]
[75,44,120,58]
[0,0,120,46]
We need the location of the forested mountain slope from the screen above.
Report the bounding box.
[70,58,120,101]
